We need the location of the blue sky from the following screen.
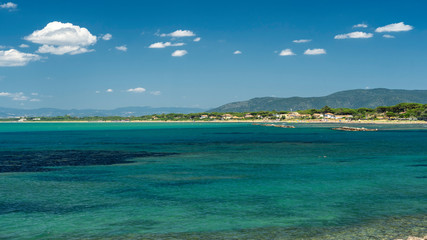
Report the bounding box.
[0,0,426,109]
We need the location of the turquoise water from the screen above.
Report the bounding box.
[0,122,426,239]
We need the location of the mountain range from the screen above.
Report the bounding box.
[210,88,427,112]
[0,106,205,118]
[2,88,427,117]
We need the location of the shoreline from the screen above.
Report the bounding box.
[2,119,427,124]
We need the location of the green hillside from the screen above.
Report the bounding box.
[210,88,427,112]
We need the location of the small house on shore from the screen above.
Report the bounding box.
[324,113,335,119]
[222,114,233,120]
[335,115,353,119]
[313,113,324,119]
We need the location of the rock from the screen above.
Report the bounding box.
[332,126,378,131]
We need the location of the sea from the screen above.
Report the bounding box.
[0,122,426,239]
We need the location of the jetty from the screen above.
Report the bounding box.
[332,126,378,132]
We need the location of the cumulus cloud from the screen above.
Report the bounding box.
[279,49,295,56]
[375,22,413,32]
[0,49,41,67]
[383,34,395,39]
[115,45,127,51]
[150,91,161,96]
[25,21,97,55]
[233,50,242,55]
[19,44,29,48]
[161,30,195,37]
[30,98,40,102]
[334,31,373,39]
[171,50,187,57]
[0,2,17,9]
[304,48,326,55]
[101,33,112,41]
[353,23,368,28]
[293,39,311,43]
[106,89,113,93]
[148,42,185,48]
[127,87,146,93]
[193,37,201,42]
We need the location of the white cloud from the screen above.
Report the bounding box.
[115,45,127,51]
[304,48,326,55]
[148,42,185,48]
[334,31,373,39]
[375,22,413,32]
[31,93,38,96]
[193,37,201,42]
[171,50,187,57]
[25,21,97,55]
[106,89,113,93]
[150,91,161,96]
[127,87,146,93]
[233,50,242,55]
[353,23,368,28]
[12,92,28,101]
[161,30,195,37]
[279,49,295,56]
[37,45,93,55]
[19,44,29,48]
[0,2,17,9]
[0,49,41,67]
[0,92,28,101]
[95,90,100,94]
[383,34,395,39]
[101,33,112,41]
[293,39,311,43]
[30,98,40,102]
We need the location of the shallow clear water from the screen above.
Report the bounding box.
[0,122,426,239]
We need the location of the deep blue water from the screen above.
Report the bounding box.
[0,122,426,239]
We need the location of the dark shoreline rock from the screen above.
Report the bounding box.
[253,123,295,128]
[332,126,378,132]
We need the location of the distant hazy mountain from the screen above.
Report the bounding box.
[210,88,427,112]
[0,106,205,118]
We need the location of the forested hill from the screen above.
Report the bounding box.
[210,88,427,112]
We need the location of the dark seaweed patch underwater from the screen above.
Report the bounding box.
[0,150,176,173]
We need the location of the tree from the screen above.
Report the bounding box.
[386,111,397,119]
[320,106,333,113]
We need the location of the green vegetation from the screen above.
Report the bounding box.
[1,103,426,122]
[297,103,427,120]
[210,88,427,112]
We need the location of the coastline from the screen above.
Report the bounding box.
[2,119,427,124]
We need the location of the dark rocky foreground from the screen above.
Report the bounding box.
[0,150,176,173]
